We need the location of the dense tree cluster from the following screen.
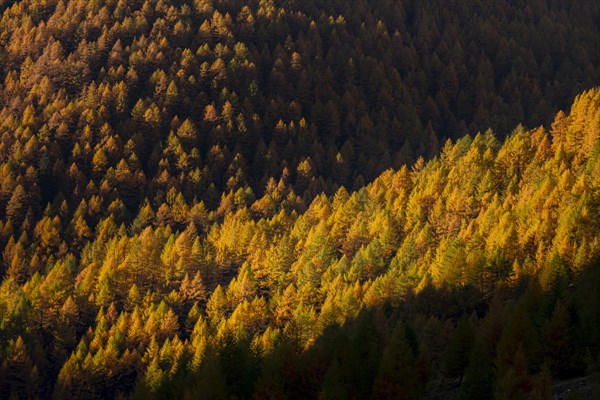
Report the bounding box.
[1,85,599,398]
[0,0,598,215]
[0,0,599,398]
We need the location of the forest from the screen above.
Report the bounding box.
[0,0,599,399]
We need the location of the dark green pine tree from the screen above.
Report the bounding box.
[460,335,494,400]
[318,360,348,400]
[443,318,475,383]
[372,325,420,400]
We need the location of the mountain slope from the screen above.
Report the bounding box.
[0,88,598,399]
[0,0,598,218]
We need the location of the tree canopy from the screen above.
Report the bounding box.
[0,0,599,398]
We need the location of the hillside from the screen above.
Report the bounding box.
[0,0,600,399]
[0,88,599,398]
[0,0,598,213]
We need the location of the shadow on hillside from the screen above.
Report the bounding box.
[252,259,600,400]
[146,260,600,400]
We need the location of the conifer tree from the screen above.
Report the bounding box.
[372,325,420,400]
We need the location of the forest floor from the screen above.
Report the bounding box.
[550,374,599,399]
[423,373,600,400]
